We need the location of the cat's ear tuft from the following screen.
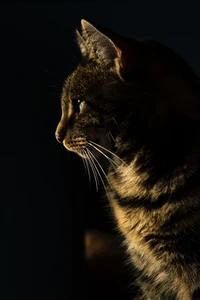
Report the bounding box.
[75,29,89,58]
[80,19,122,72]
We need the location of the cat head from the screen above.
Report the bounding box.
[55,19,136,158]
[55,19,200,159]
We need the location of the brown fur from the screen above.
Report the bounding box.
[55,20,200,299]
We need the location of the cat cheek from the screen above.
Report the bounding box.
[73,113,80,121]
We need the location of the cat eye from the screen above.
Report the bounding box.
[73,98,84,112]
[77,99,83,110]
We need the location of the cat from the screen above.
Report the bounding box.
[55,19,200,300]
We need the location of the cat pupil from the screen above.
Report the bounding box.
[74,99,82,112]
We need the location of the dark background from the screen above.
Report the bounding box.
[1,2,200,300]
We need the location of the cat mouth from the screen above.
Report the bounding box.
[63,137,87,152]
[62,131,114,161]
[63,139,97,158]
[62,136,107,160]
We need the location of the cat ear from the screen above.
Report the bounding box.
[80,19,122,72]
[75,29,89,58]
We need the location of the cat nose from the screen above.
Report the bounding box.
[55,119,68,144]
[55,132,64,144]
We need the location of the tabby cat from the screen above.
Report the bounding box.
[55,19,200,300]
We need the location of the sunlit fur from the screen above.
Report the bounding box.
[55,20,200,299]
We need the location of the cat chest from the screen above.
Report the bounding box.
[110,199,163,272]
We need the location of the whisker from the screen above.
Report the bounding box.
[87,149,115,197]
[44,68,56,77]
[109,131,116,143]
[85,149,99,192]
[80,150,87,173]
[112,117,119,128]
[88,144,118,175]
[82,149,91,186]
[89,140,128,166]
[88,142,118,170]
[86,149,110,199]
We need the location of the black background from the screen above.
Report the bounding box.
[1,2,200,300]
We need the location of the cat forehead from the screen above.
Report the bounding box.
[64,62,113,96]
[64,67,95,97]
[71,63,99,81]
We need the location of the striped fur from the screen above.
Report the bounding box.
[55,20,200,299]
